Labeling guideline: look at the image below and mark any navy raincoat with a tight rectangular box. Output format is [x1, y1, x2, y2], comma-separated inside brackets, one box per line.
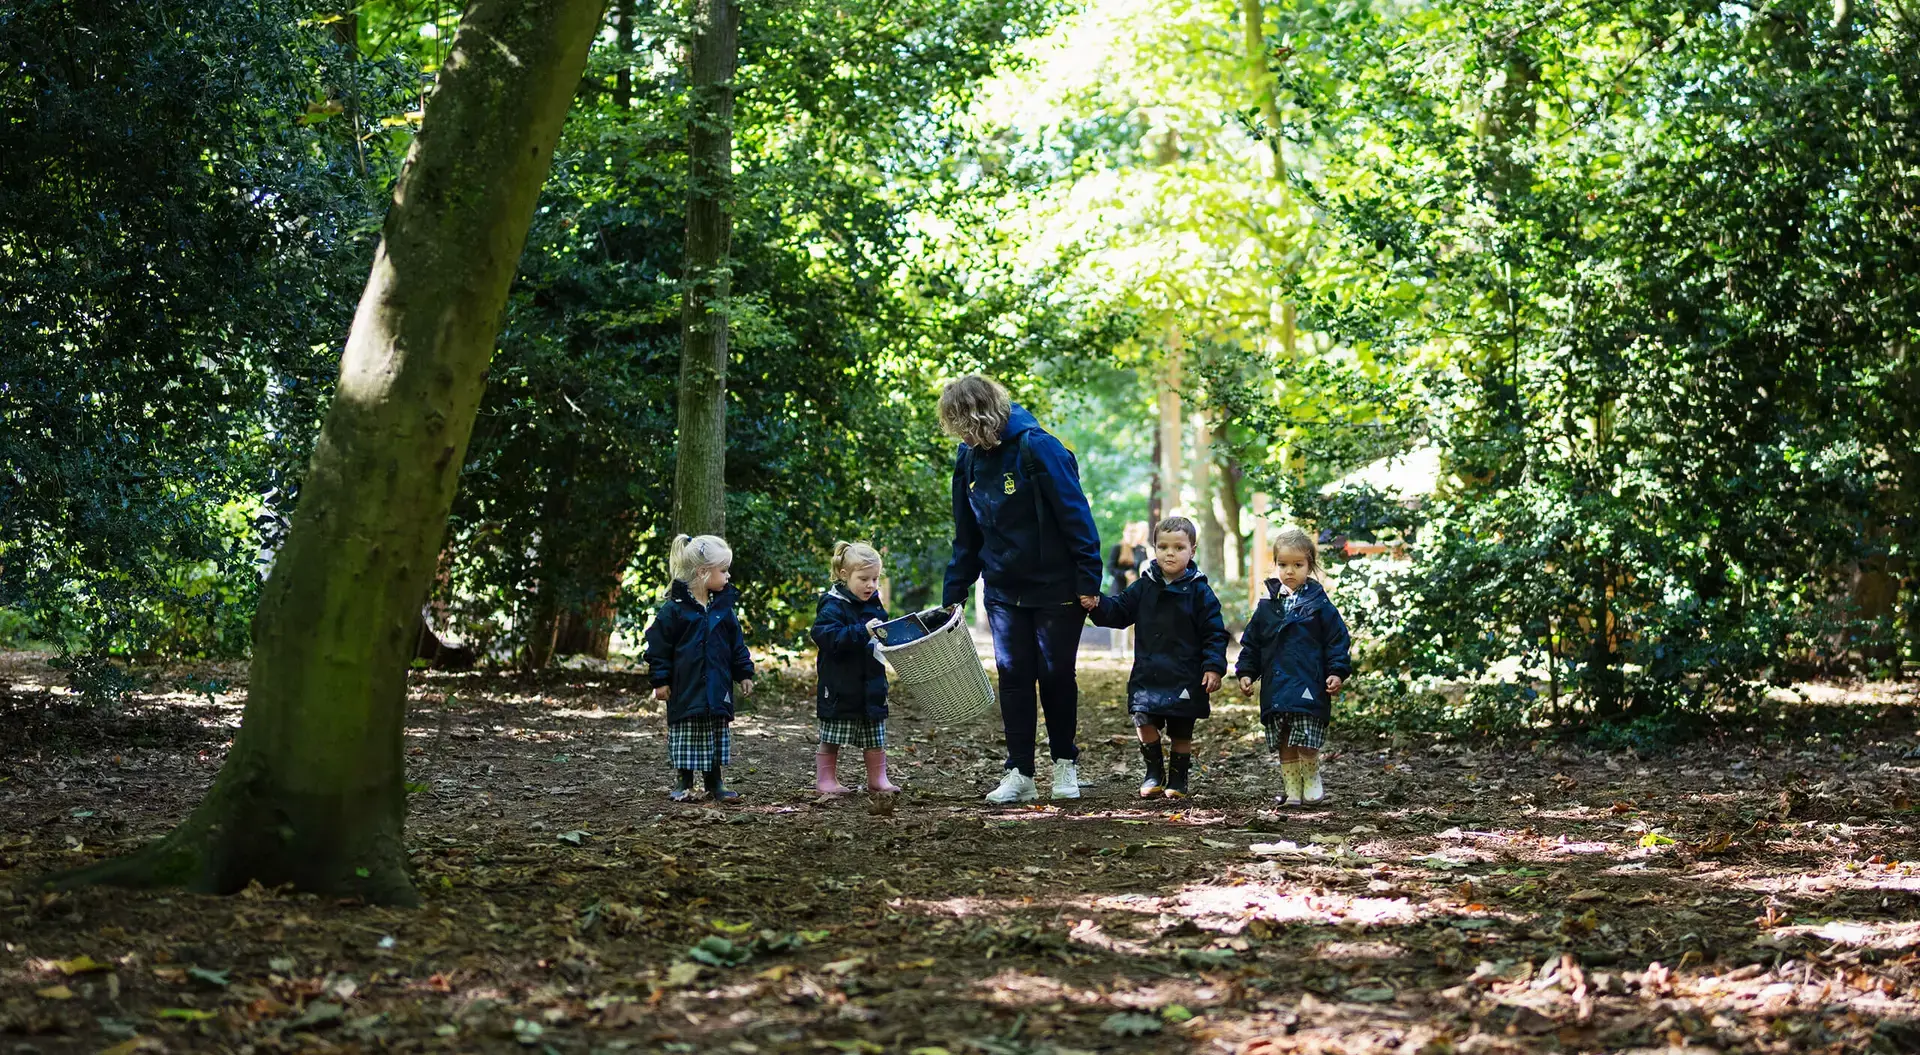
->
[1088, 561, 1229, 720]
[810, 585, 890, 723]
[941, 405, 1104, 608]
[1234, 578, 1352, 723]
[644, 581, 755, 723]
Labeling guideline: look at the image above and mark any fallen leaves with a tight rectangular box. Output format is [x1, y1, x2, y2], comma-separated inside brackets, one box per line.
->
[53, 955, 110, 975]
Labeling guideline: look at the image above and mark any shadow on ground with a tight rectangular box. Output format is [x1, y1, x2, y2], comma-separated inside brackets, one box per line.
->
[5, 653, 1920, 1053]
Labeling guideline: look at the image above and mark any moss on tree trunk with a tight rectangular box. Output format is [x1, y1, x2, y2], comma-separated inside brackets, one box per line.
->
[46, 0, 605, 906]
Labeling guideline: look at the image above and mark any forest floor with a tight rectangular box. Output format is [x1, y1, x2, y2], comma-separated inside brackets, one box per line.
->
[5, 651, 1920, 1055]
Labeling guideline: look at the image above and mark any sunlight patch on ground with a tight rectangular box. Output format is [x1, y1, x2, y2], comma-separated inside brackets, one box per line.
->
[1764, 920, 1920, 950]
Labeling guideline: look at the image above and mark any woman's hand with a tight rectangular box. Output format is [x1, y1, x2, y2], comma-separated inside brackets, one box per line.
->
[653, 685, 669, 701]
[1238, 676, 1255, 697]
[1078, 594, 1100, 611]
[1325, 675, 1344, 694]
[737, 679, 755, 698]
[1201, 671, 1222, 693]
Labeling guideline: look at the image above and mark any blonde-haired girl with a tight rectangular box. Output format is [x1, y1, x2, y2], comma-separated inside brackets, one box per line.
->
[808, 541, 900, 795]
[645, 534, 755, 802]
[1235, 526, 1351, 806]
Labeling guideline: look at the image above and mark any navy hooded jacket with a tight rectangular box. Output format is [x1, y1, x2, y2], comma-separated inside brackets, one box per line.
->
[1234, 577, 1353, 723]
[941, 404, 1104, 608]
[811, 585, 889, 723]
[644, 581, 755, 724]
[1088, 561, 1230, 720]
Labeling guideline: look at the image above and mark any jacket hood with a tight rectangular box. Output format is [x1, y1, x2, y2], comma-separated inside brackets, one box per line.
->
[996, 403, 1043, 446]
[671, 580, 738, 610]
[827, 584, 878, 605]
[1146, 561, 1205, 588]
[1264, 577, 1326, 603]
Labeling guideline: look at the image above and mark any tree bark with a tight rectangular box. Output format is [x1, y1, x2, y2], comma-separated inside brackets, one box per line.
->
[1216, 411, 1245, 582]
[1239, 0, 1285, 180]
[45, 0, 603, 906]
[1156, 326, 1185, 539]
[672, 0, 740, 537]
[613, 0, 635, 110]
[1194, 409, 1227, 580]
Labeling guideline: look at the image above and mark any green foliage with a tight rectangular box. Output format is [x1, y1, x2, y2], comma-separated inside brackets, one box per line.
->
[441, 0, 1076, 654]
[1275, 0, 1920, 716]
[0, 0, 412, 682]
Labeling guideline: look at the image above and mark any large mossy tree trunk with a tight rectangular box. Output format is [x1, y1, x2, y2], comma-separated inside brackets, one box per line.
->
[672, 0, 740, 537]
[48, 0, 604, 906]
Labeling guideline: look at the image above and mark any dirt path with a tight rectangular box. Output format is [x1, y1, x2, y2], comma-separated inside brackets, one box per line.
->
[5, 655, 1920, 1053]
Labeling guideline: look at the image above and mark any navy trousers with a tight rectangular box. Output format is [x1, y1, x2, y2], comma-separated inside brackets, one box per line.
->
[988, 600, 1083, 776]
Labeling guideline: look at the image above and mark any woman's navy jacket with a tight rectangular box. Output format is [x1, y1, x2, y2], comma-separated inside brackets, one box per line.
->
[941, 404, 1104, 608]
[1234, 578, 1353, 723]
[811, 585, 889, 723]
[1089, 562, 1229, 720]
[644, 581, 755, 723]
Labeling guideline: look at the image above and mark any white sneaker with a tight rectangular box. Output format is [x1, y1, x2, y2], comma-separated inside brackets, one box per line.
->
[1051, 759, 1081, 800]
[985, 770, 1038, 804]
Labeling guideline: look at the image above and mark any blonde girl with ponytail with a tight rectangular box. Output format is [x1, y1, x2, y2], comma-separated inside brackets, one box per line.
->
[644, 534, 755, 802]
[808, 541, 900, 795]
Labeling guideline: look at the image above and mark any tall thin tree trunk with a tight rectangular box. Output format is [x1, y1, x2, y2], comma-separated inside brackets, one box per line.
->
[672, 0, 740, 537]
[1239, 0, 1285, 180]
[1194, 409, 1227, 579]
[1156, 325, 1184, 537]
[613, 0, 635, 110]
[47, 0, 603, 906]
[1217, 411, 1245, 581]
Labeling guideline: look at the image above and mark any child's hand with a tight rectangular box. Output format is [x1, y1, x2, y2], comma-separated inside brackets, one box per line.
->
[1238, 676, 1254, 697]
[865, 618, 882, 637]
[738, 679, 754, 698]
[1078, 594, 1100, 611]
[653, 685, 669, 701]
[1326, 675, 1344, 694]
[1201, 671, 1222, 694]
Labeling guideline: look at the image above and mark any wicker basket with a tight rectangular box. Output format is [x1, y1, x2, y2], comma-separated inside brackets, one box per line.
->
[874, 605, 996, 724]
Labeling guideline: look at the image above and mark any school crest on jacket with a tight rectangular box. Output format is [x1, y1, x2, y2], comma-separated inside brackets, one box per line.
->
[1234, 578, 1352, 723]
[1088, 562, 1230, 719]
[644, 581, 756, 723]
[811, 585, 889, 722]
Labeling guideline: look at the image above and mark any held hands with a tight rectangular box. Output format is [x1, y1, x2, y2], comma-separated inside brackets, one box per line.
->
[653, 685, 670, 701]
[1326, 675, 1345, 694]
[1238, 676, 1255, 697]
[1078, 595, 1100, 612]
[1201, 671, 1222, 694]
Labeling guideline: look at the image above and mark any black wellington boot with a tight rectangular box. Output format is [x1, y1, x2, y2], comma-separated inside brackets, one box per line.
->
[1138, 741, 1166, 798]
[705, 767, 740, 803]
[670, 769, 696, 802]
[1164, 752, 1192, 799]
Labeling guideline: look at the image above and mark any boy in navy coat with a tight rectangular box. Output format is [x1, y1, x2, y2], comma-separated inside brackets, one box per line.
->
[1082, 517, 1229, 798]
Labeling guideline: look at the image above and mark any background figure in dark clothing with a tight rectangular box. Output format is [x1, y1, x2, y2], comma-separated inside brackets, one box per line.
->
[1106, 520, 1149, 658]
[1107, 520, 1149, 596]
[939, 375, 1104, 804]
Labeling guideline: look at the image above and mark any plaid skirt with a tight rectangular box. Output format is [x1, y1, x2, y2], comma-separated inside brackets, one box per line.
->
[819, 716, 886, 750]
[1264, 713, 1329, 751]
[668, 717, 732, 770]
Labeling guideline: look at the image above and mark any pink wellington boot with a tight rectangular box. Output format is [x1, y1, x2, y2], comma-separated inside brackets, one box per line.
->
[864, 749, 902, 794]
[815, 747, 850, 796]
